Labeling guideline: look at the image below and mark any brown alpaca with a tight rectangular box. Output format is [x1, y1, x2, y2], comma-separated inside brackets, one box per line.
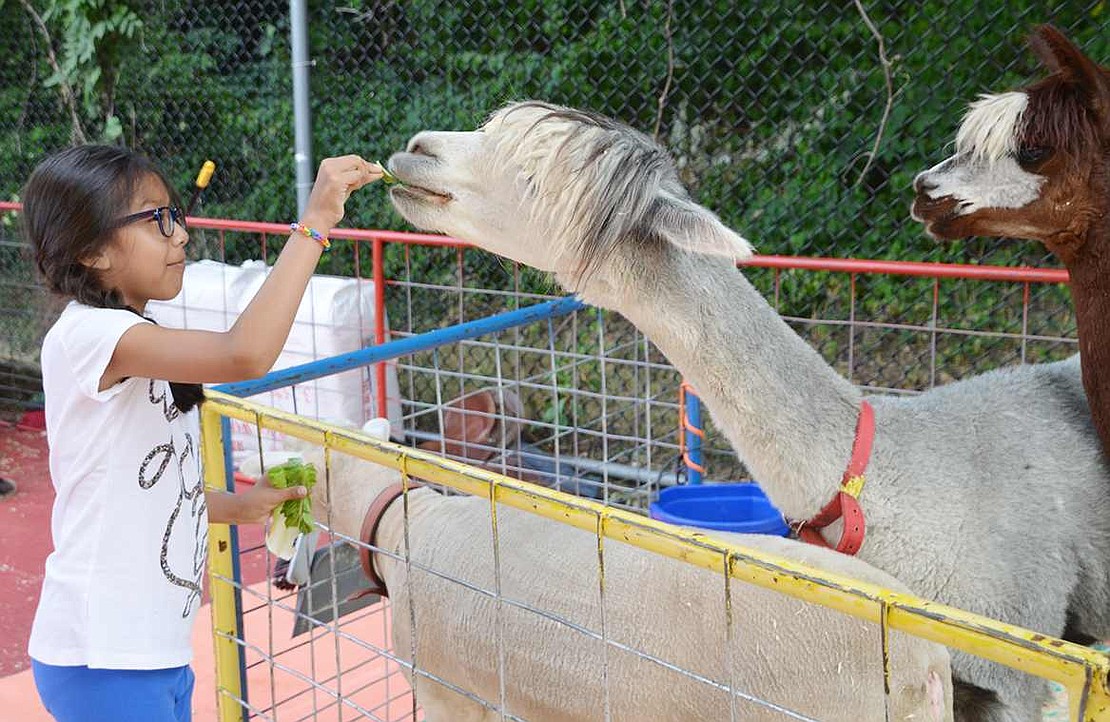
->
[912, 24, 1110, 461]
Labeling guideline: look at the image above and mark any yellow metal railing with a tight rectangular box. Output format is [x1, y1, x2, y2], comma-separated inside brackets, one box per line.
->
[200, 390, 1110, 721]
[200, 404, 246, 722]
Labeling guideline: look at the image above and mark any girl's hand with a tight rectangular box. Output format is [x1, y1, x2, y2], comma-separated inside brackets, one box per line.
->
[206, 478, 307, 525]
[299, 155, 382, 231]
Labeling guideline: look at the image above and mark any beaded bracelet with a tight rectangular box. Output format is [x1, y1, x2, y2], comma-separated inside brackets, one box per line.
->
[289, 222, 330, 251]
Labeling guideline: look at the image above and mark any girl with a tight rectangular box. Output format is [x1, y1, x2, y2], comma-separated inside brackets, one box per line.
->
[22, 144, 381, 722]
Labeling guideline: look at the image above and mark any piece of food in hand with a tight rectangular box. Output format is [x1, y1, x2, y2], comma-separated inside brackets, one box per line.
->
[375, 160, 400, 185]
[264, 458, 318, 560]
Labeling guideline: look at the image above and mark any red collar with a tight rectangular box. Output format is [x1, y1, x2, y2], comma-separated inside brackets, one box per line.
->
[355, 481, 423, 599]
[794, 400, 875, 556]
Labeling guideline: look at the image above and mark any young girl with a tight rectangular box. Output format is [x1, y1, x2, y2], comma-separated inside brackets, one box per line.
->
[22, 144, 381, 722]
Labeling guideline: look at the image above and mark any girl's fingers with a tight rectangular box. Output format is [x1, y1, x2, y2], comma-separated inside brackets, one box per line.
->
[282, 485, 308, 501]
[330, 155, 374, 176]
[338, 166, 381, 193]
[320, 157, 379, 182]
[326, 154, 365, 170]
[303, 156, 382, 225]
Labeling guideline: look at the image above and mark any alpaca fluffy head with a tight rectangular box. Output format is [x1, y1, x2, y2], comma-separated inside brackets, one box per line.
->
[911, 25, 1110, 261]
[386, 100, 752, 287]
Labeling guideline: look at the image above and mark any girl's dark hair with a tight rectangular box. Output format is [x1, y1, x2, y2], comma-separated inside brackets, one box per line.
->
[23, 144, 203, 413]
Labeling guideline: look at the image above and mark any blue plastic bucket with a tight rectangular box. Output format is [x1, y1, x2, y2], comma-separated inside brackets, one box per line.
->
[649, 483, 789, 536]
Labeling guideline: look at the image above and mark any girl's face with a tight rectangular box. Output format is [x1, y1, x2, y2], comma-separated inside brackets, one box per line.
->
[92, 173, 189, 311]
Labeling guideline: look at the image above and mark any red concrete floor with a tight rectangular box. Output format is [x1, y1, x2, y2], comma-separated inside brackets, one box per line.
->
[0, 418, 52, 678]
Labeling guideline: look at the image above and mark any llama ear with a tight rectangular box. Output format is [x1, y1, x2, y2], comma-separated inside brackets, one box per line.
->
[653, 192, 754, 260]
[1029, 25, 1110, 120]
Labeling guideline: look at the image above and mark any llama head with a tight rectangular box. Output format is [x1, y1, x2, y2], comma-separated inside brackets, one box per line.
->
[911, 25, 1110, 263]
[386, 101, 751, 289]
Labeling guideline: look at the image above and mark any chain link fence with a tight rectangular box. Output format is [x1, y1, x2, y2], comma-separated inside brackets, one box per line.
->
[1, 1, 1105, 414]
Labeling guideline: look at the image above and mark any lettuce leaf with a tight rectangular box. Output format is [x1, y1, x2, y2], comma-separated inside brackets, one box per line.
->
[264, 458, 318, 560]
[266, 512, 301, 560]
[375, 160, 400, 185]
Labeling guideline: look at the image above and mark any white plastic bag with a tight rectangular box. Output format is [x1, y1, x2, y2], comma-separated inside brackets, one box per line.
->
[148, 260, 402, 465]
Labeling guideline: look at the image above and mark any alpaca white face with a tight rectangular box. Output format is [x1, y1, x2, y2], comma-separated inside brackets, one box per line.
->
[387, 132, 561, 271]
[911, 92, 1049, 240]
[388, 101, 752, 283]
[386, 108, 583, 273]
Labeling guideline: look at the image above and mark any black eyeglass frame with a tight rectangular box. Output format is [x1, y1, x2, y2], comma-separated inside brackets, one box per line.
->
[115, 205, 187, 238]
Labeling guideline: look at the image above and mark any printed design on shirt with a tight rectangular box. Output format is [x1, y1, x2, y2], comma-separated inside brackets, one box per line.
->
[138, 382, 207, 618]
[139, 442, 175, 489]
[149, 379, 180, 423]
[176, 430, 208, 615]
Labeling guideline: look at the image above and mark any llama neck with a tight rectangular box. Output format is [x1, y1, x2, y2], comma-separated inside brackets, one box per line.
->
[321, 461, 430, 543]
[1066, 234, 1110, 459]
[322, 473, 440, 590]
[374, 488, 441, 586]
[565, 245, 863, 519]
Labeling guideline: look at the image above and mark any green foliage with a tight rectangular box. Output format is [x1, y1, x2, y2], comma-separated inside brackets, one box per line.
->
[41, 0, 143, 138]
[266, 458, 318, 534]
[0, 1, 1104, 387]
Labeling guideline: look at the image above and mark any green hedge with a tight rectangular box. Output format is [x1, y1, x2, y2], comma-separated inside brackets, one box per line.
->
[1, 1, 1103, 379]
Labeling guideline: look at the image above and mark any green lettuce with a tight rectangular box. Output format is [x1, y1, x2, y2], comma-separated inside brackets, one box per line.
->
[375, 160, 400, 185]
[264, 458, 318, 559]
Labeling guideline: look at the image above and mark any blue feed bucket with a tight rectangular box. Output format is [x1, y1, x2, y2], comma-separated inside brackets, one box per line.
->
[649, 483, 789, 536]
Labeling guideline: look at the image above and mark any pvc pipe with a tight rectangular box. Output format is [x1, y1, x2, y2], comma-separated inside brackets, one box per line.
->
[214, 296, 586, 398]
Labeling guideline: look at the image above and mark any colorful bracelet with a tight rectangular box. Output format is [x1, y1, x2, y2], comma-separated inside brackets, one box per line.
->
[289, 222, 330, 250]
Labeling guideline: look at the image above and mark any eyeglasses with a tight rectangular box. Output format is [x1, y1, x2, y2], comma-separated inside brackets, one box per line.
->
[116, 205, 187, 238]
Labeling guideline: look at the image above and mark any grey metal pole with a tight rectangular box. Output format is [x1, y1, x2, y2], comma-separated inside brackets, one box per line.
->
[290, 0, 313, 217]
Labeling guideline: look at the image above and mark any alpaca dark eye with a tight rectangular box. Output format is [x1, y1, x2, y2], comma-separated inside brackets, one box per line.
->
[1015, 146, 1050, 167]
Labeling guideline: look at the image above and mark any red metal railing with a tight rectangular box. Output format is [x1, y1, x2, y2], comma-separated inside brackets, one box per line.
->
[0, 202, 1070, 282]
[0, 201, 1072, 419]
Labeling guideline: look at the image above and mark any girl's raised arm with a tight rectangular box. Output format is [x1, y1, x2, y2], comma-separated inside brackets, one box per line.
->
[103, 156, 381, 389]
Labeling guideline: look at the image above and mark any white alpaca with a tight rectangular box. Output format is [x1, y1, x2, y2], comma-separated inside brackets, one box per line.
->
[385, 101, 1110, 722]
[246, 423, 952, 722]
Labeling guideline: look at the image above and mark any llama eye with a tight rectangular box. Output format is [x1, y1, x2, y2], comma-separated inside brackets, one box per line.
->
[1015, 146, 1049, 167]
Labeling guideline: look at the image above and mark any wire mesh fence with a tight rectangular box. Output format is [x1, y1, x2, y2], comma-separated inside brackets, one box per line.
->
[1, 2, 1106, 412]
[82, 223, 1072, 508]
[378, 238, 1079, 499]
[0, 209, 53, 413]
[201, 393, 1110, 722]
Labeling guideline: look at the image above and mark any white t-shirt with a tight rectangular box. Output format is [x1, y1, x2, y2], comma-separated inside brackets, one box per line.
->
[29, 302, 209, 669]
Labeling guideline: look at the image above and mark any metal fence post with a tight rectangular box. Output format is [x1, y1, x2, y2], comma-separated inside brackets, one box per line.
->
[200, 405, 248, 722]
[290, 0, 313, 217]
[680, 381, 705, 484]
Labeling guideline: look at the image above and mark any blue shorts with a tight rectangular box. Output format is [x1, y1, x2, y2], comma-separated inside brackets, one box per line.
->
[32, 659, 194, 722]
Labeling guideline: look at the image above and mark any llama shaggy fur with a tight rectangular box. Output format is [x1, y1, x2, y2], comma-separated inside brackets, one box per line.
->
[385, 100, 1110, 721]
[245, 429, 952, 722]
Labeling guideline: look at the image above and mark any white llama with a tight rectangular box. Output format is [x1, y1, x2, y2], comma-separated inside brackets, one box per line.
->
[245, 422, 952, 722]
[384, 101, 1110, 722]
